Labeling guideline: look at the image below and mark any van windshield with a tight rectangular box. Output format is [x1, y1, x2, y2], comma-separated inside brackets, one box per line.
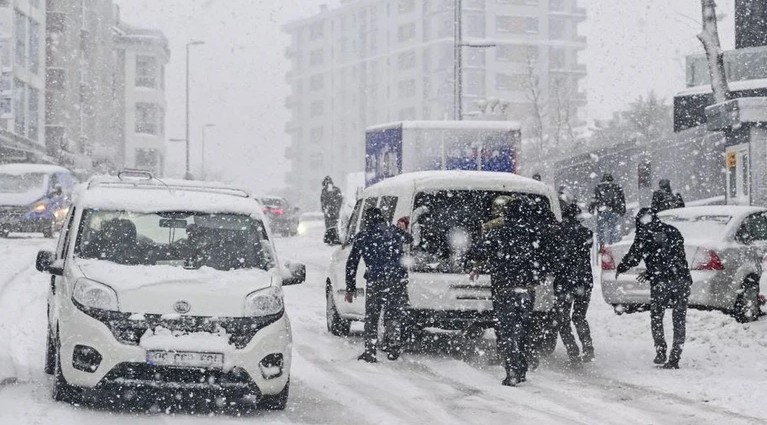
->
[75, 210, 275, 271]
[411, 190, 551, 274]
[0, 173, 46, 194]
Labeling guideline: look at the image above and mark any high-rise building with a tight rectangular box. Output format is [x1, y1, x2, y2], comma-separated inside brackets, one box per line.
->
[46, 0, 119, 169]
[0, 0, 46, 162]
[114, 17, 170, 177]
[283, 0, 587, 208]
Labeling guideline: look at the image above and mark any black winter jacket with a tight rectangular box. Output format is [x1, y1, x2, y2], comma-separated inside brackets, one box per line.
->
[321, 185, 343, 220]
[651, 189, 685, 213]
[553, 217, 593, 292]
[345, 223, 413, 292]
[592, 182, 626, 215]
[616, 220, 692, 286]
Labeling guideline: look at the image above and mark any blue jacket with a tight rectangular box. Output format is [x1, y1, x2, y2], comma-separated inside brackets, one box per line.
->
[345, 223, 413, 292]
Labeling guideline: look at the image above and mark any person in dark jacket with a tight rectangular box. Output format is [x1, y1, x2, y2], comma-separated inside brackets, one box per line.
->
[651, 179, 685, 213]
[589, 173, 626, 247]
[616, 208, 692, 369]
[553, 203, 595, 365]
[346, 207, 413, 363]
[472, 198, 553, 386]
[321, 176, 344, 245]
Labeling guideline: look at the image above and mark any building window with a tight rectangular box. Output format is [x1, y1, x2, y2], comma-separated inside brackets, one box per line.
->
[398, 50, 416, 70]
[464, 70, 485, 96]
[397, 23, 416, 43]
[309, 74, 324, 91]
[496, 73, 528, 91]
[136, 55, 158, 88]
[135, 148, 159, 169]
[550, 17, 568, 40]
[496, 16, 538, 34]
[27, 86, 38, 140]
[135, 103, 159, 134]
[549, 47, 567, 69]
[465, 13, 486, 38]
[398, 0, 415, 14]
[465, 49, 485, 67]
[13, 79, 25, 135]
[310, 100, 324, 117]
[398, 79, 416, 98]
[47, 68, 65, 91]
[496, 44, 538, 63]
[310, 126, 324, 141]
[28, 18, 40, 74]
[14, 10, 26, 68]
[309, 22, 324, 39]
[550, 0, 566, 11]
[309, 48, 324, 66]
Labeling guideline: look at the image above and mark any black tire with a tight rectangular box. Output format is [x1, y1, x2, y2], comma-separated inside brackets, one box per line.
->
[257, 379, 289, 410]
[52, 333, 80, 403]
[326, 286, 351, 336]
[44, 328, 55, 375]
[0, 226, 9, 238]
[733, 275, 760, 323]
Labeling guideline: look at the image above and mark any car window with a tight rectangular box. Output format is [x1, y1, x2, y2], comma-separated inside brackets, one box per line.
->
[737, 213, 767, 242]
[345, 199, 363, 241]
[74, 209, 274, 270]
[379, 196, 398, 223]
[56, 207, 77, 259]
[659, 214, 732, 240]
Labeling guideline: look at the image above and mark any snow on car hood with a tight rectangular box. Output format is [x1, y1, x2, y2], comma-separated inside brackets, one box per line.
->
[0, 190, 44, 207]
[76, 259, 275, 316]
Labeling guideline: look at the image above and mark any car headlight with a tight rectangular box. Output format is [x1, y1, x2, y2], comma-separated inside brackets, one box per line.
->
[297, 222, 307, 235]
[31, 202, 47, 213]
[73, 278, 119, 311]
[243, 286, 284, 317]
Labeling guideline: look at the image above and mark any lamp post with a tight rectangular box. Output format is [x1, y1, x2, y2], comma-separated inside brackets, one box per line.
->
[185, 40, 205, 180]
[453, 0, 495, 120]
[201, 123, 215, 180]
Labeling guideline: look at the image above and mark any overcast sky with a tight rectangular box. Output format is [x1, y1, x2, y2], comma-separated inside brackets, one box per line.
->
[113, 0, 737, 194]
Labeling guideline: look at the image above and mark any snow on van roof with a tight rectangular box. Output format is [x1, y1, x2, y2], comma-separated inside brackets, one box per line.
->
[367, 171, 555, 197]
[658, 205, 766, 220]
[74, 177, 262, 216]
[366, 120, 522, 132]
[0, 163, 71, 175]
[676, 78, 767, 96]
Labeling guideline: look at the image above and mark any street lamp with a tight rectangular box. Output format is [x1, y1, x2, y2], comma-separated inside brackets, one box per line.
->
[185, 40, 205, 180]
[453, 0, 495, 120]
[201, 123, 215, 180]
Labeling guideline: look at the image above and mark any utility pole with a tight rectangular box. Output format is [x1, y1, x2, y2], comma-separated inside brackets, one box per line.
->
[453, 0, 463, 120]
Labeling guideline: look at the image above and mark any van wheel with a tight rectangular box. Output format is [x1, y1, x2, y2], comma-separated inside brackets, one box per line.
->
[0, 225, 9, 238]
[732, 275, 760, 323]
[52, 333, 80, 403]
[257, 378, 289, 410]
[326, 286, 350, 336]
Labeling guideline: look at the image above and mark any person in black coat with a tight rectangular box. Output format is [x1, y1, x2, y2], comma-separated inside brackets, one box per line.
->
[346, 207, 413, 362]
[651, 179, 685, 213]
[615, 208, 692, 369]
[589, 173, 626, 247]
[321, 176, 344, 244]
[471, 198, 554, 386]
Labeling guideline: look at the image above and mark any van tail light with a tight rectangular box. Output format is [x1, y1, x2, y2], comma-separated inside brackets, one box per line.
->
[691, 248, 724, 271]
[600, 247, 615, 270]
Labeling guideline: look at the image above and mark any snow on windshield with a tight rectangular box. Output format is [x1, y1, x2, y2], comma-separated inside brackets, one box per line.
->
[0, 173, 46, 194]
[660, 214, 732, 240]
[75, 210, 274, 270]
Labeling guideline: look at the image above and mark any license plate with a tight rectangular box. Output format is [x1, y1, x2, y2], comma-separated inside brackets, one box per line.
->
[146, 351, 224, 368]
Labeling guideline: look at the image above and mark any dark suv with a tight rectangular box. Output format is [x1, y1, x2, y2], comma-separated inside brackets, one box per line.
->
[260, 197, 298, 237]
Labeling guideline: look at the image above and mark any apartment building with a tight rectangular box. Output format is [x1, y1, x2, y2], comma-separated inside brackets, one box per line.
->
[283, 0, 587, 208]
[0, 0, 46, 162]
[114, 19, 169, 177]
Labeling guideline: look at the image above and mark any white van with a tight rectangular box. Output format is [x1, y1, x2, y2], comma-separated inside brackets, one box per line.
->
[325, 171, 561, 344]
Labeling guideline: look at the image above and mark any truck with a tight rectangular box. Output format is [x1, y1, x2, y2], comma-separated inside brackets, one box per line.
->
[365, 120, 522, 187]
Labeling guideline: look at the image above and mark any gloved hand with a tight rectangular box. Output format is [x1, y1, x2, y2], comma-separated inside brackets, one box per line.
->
[344, 291, 355, 303]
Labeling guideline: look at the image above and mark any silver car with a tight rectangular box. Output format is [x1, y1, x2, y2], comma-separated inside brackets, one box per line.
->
[601, 206, 765, 322]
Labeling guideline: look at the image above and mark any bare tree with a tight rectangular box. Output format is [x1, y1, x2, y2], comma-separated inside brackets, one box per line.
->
[697, 0, 730, 103]
[524, 51, 547, 167]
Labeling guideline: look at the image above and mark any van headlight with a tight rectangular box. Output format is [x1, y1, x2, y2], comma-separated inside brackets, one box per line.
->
[243, 286, 284, 317]
[31, 201, 48, 213]
[73, 278, 119, 311]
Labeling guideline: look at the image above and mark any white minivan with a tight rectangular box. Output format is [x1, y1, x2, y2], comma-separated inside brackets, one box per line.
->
[326, 171, 561, 347]
[36, 172, 304, 410]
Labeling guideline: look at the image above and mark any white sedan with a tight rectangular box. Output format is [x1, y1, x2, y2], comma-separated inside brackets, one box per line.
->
[601, 206, 766, 322]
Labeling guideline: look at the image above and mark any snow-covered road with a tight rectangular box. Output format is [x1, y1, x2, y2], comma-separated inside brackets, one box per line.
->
[0, 234, 765, 424]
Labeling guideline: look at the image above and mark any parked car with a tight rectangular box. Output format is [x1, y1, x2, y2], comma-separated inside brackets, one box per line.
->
[260, 196, 299, 237]
[0, 164, 77, 238]
[297, 212, 325, 237]
[325, 170, 562, 353]
[36, 171, 305, 409]
[601, 206, 765, 322]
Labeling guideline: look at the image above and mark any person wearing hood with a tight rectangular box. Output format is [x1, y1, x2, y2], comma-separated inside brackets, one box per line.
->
[615, 208, 692, 369]
[345, 207, 413, 363]
[651, 179, 685, 213]
[553, 202, 595, 365]
[321, 176, 344, 244]
[589, 173, 626, 247]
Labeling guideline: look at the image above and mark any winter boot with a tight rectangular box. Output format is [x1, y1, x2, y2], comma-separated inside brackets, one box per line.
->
[581, 348, 595, 363]
[357, 352, 377, 363]
[653, 351, 667, 365]
[502, 370, 520, 387]
[567, 356, 582, 370]
[387, 346, 401, 361]
[661, 361, 679, 369]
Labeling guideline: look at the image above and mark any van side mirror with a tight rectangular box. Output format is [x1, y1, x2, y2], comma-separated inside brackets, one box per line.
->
[36, 250, 63, 275]
[283, 262, 306, 286]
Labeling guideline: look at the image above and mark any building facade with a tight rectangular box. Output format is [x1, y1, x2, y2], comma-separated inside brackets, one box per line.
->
[283, 0, 587, 208]
[0, 0, 46, 162]
[114, 20, 169, 177]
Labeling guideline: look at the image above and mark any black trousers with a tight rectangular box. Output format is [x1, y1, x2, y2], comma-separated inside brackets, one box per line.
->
[650, 281, 690, 362]
[323, 215, 340, 244]
[492, 288, 534, 377]
[363, 281, 408, 356]
[557, 286, 594, 359]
